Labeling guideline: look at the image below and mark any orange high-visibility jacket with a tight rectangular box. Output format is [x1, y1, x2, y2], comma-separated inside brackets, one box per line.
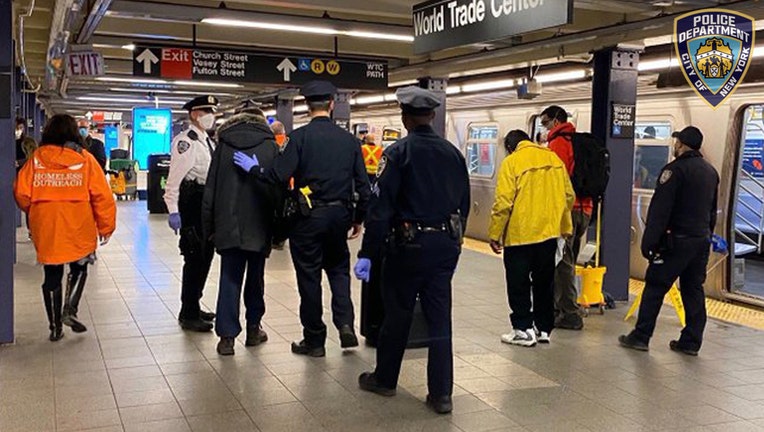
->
[14, 144, 117, 265]
[361, 144, 383, 175]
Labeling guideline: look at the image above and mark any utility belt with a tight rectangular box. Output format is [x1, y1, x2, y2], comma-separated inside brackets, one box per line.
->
[180, 179, 205, 192]
[312, 199, 347, 208]
[392, 215, 463, 246]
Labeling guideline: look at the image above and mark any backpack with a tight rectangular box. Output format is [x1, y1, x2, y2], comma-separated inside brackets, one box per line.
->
[563, 132, 610, 200]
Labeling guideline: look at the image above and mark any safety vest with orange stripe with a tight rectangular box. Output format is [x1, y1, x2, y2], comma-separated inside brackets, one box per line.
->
[361, 144, 383, 175]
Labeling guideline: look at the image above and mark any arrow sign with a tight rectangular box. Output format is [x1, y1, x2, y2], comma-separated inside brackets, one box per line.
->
[276, 58, 297, 82]
[136, 49, 159, 74]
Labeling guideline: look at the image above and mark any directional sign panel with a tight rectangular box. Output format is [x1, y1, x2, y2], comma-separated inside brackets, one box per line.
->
[133, 46, 388, 90]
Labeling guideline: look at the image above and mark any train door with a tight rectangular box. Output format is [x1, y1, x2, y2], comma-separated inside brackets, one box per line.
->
[629, 122, 674, 280]
[730, 105, 764, 299]
[463, 123, 500, 239]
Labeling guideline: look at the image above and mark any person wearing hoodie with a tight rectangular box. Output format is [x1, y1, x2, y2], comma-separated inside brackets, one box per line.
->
[202, 107, 283, 356]
[15, 117, 37, 172]
[541, 105, 592, 330]
[14, 114, 116, 341]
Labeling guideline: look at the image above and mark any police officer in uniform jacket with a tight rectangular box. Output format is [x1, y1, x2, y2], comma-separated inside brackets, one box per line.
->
[164, 95, 219, 332]
[233, 81, 370, 357]
[620, 126, 719, 356]
[354, 86, 470, 415]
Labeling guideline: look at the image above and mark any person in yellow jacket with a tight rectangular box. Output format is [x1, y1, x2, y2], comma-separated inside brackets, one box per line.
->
[488, 130, 574, 347]
[361, 134, 382, 184]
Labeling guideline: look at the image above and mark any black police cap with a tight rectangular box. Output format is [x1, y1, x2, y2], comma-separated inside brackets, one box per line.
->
[301, 80, 336, 102]
[182, 95, 219, 112]
[672, 126, 703, 150]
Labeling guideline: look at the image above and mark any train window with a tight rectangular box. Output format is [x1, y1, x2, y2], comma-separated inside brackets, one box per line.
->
[466, 124, 499, 177]
[742, 105, 764, 178]
[634, 122, 672, 190]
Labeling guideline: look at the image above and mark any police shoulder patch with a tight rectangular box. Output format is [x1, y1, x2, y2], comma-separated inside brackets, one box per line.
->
[376, 155, 388, 178]
[177, 140, 191, 154]
[659, 169, 672, 184]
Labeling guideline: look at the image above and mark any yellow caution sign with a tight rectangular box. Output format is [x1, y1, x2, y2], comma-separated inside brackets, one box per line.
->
[327, 60, 341, 76]
[625, 283, 686, 327]
[311, 59, 325, 74]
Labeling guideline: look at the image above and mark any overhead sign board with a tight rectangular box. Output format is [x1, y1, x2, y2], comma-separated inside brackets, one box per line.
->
[412, 0, 573, 54]
[65, 50, 105, 77]
[133, 46, 388, 90]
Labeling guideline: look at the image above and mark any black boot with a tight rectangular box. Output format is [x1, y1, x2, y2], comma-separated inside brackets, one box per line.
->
[63, 272, 87, 333]
[43, 285, 63, 342]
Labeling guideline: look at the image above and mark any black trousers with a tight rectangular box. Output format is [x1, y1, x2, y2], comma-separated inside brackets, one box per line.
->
[504, 239, 557, 333]
[289, 206, 354, 347]
[360, 248, 384, 345]
[375, 232, 461, 398]
[215, 249, 266, 338]
[633, 237, 710, 350]
[178, 182, 214, 320]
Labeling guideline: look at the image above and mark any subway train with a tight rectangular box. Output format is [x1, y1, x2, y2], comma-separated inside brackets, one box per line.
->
[347, 78, 764, 308]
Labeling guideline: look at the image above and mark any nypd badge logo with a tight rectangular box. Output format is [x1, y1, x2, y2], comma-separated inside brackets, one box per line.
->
[376, 155, 387, 178]
[674, 9, 755, 109]
[659, 169, 672, 185]
[177, 140, 190, 154]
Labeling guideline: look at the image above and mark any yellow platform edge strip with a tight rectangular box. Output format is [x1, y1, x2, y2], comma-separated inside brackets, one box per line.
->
[463, 238, 764, 331]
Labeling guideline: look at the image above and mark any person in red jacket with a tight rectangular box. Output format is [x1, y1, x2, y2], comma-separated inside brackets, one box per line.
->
[14, 115, 117, 341]
[540, 105, 592, 330]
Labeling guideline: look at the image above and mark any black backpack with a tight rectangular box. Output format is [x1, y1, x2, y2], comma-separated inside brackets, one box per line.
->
[562, 132, 610, 200]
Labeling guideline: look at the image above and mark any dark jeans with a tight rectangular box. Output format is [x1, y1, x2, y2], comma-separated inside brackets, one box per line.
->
[178, 182, 214, 320]
[504, 239, 557, 333]
[215, 249, 266, 338]
[375, 232, 461, 398]
[632, 237, 710, 350]
[554, 210, 590, 319]
[289, 206, 354, 347]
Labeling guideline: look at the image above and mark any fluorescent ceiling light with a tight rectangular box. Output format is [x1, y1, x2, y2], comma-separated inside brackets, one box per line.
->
[263, 110, 277, 117]
[345, 31, 413, 42]
[383, 93, 398, 102]
[461, 79, 515, 93]
[174, 80, 242, 88]
[389, 79, 417, 87]
[202, 18, 413, 42]
[122, 44, 136, 51]
[294, 105, 309, 113]
[535, 70, 587, 83]
[446, 86, 461, 95]
[639, 58, 678, 72]
[203, 18, 336, 35]
[77, 96, 183, 105]
[96, 76, 168, 84]
[355, 95, 386, 105]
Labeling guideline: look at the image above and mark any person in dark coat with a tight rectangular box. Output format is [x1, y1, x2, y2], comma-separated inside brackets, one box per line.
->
[77, 119, 107, 172]
[202, 108, 282, 356]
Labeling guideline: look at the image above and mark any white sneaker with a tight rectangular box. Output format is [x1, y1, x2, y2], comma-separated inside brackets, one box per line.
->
[537, 331, 550, 344]
[501, 329, 537, 347]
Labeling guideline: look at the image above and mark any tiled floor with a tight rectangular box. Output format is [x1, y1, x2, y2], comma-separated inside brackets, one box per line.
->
[5, 201, 764, 431]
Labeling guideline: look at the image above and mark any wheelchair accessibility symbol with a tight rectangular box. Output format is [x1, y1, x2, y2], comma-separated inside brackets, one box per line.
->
[298, 58, 311, 72]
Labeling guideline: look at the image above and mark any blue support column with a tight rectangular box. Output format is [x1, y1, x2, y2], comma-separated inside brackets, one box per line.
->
[590, 47, 640, 302]
[417, 77, 447, 138]
[332, 91, 351, 131]
[0, 0, 16, 344]
[276, 92, 294, 134]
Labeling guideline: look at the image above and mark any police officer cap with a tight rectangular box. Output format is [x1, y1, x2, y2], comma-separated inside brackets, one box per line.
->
[301, 80, 336, 102]
[183, 95, 219, 112]
[396, 86, 441, 115]
[672, 126, 703, 150]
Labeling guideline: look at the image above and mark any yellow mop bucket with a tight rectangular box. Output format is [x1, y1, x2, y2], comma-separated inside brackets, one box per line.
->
[575, 202, 607, 315]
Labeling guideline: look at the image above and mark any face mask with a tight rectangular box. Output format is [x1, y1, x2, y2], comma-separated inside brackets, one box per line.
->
[79, 128, 89, 137]
[538, 130, 548, 143]
[199, 113, 216, 131]
[15, 129, 23, 139]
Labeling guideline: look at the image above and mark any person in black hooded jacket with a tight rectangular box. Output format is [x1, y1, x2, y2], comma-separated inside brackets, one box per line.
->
[202, 108, 283, 356]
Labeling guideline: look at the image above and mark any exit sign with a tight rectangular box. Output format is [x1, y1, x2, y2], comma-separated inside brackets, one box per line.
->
[65, 50, 105, 77]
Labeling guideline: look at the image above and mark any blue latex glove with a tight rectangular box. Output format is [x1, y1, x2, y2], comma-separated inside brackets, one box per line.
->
[711, 234, 728, 254]
[168, 212, 181, 234]
[354, 258, 371, 282]
[233, 151, 259, 173]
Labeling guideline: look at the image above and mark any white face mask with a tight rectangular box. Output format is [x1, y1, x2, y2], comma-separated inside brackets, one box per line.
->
[15, 129, 23, 139]
[198, 113, 216, 131]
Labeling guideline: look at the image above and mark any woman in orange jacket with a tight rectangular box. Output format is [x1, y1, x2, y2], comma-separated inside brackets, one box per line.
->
[14, 115, 117, 341]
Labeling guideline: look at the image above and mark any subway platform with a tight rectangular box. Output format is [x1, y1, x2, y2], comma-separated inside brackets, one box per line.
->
[4, 201, 764, 432]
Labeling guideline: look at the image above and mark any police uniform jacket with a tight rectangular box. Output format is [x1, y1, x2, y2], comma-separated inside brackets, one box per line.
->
[641, 150, 719, 259]
[358, 124, 471, 259]
[202, 113, 281, 253]
[262, 116, 370, 223]
[164, 124, 215, 214]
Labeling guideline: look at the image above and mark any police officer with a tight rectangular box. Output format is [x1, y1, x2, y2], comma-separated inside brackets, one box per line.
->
[354, 86, 470, 414]
[233, 81, 370, 357]
[164, 95, 219, 332]
[619, 126, 719, 356]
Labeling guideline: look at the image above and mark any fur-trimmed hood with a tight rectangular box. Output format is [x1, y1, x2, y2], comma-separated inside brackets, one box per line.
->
[217, 112, 275, 150]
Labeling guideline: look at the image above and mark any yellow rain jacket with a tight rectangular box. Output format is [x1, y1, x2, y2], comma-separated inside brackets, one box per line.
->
[489, 140, 575, 246]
